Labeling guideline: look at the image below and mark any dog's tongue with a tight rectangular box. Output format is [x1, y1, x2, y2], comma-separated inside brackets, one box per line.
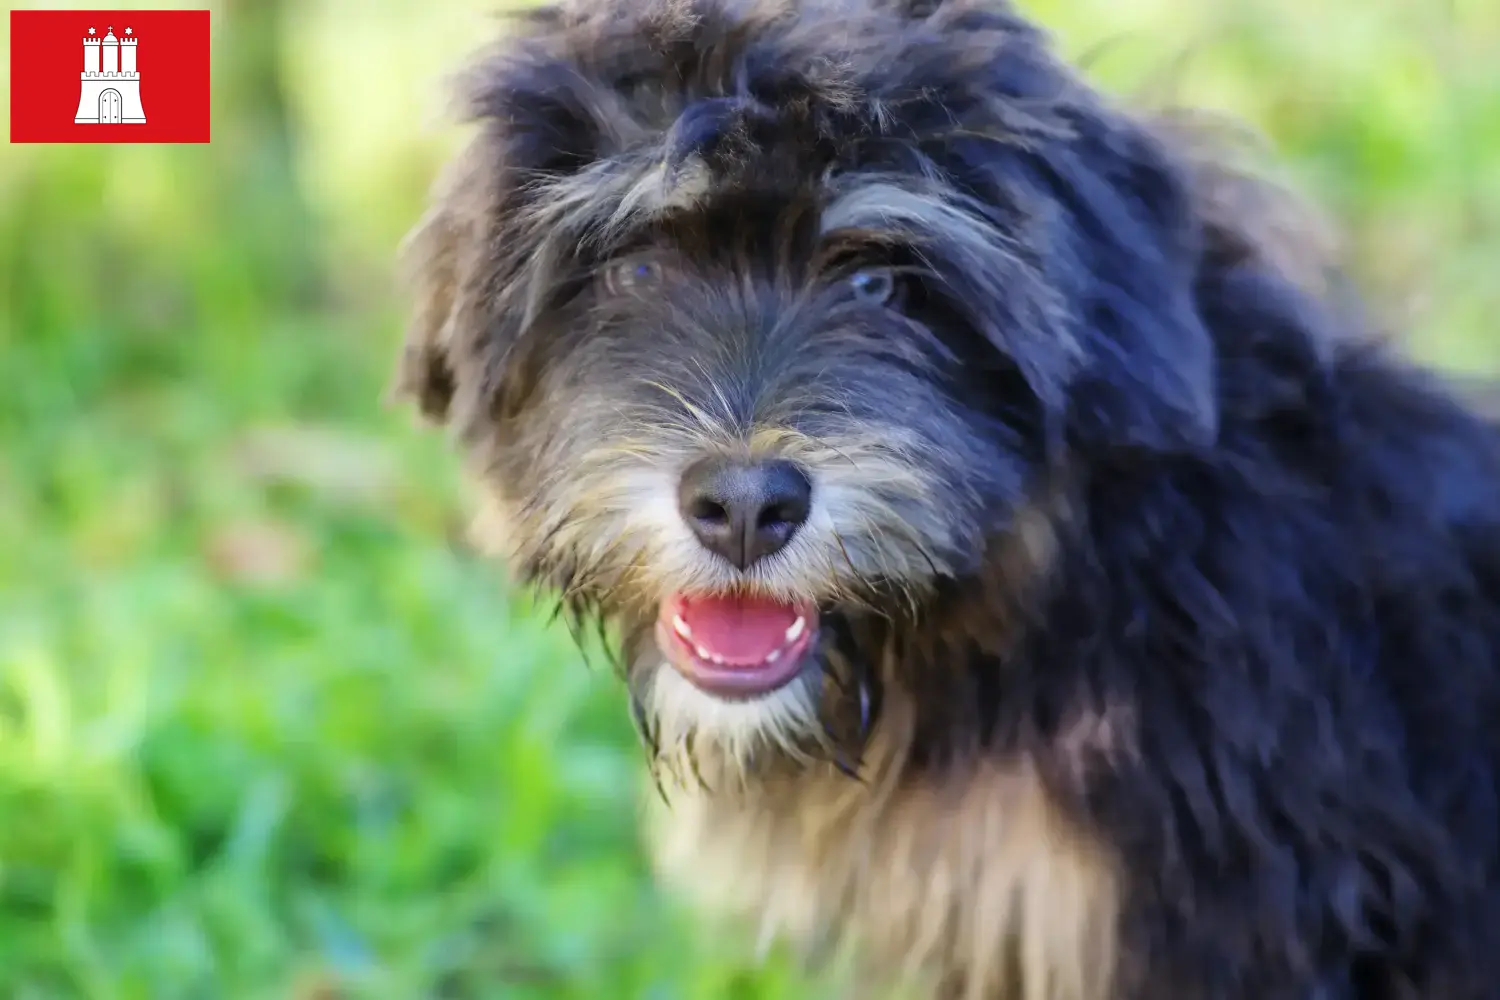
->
[675, 593, 801, 665]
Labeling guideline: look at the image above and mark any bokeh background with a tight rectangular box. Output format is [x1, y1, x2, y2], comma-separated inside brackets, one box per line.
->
[2, 0, 1497, 996]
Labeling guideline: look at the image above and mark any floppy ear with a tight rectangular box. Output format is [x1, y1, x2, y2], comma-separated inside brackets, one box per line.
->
[390, 141, 487, 424]
[390, 9, 652, 431]
[390, 44, 616, 428]
[1027, 114, 1223, 454]
[1039, 110, 1343, 456]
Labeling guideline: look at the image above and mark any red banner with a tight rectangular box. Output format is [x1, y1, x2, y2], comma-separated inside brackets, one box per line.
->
[9, 9, 211, 144]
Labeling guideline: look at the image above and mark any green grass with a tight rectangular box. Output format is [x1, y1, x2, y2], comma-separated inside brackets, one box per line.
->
[1, 0, 1496, 996]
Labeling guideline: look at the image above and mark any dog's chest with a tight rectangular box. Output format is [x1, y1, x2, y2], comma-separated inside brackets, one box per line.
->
[647, 762, 1121, 1000]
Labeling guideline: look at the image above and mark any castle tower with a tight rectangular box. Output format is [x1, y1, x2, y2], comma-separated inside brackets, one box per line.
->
[121, 30, 138, 74]
[101, 26, 118, 73]
[83, 28, 100, 73]
[74, 25, 146, 124]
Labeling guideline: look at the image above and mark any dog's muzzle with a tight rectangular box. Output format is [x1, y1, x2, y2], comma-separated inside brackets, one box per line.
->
[659, 454, 821, 697]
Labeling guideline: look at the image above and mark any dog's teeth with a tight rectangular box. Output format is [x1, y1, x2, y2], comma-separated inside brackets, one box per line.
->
[695, 644, 714, 661]
[765, 649, 781, 663]
[785, 617, 806, 643]
[673, 615, 692, 639]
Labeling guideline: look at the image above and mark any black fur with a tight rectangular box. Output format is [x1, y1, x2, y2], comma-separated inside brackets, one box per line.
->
[396, 0, 1500, 995]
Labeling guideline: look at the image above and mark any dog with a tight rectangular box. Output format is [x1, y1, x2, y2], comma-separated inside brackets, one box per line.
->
[392, 0, 1500, 996]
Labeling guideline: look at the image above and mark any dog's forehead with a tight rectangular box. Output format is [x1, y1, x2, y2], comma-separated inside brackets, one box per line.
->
[473, 0, 1058, 167]
[520, 0, 869, 92]
[531, 0, 877, 182]
[446, 0, 1086, 313]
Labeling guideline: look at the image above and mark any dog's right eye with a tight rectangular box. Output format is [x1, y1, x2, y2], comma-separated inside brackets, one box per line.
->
[602, 259, 662, 296]
[847, 266, 900, 307]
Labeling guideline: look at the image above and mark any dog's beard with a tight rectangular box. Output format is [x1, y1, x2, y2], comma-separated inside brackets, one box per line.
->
[637, 655, 830, 789]
[630, 612, 882, 792]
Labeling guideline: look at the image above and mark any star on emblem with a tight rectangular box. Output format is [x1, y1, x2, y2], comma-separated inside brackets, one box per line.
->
[125, 27, 133, 36]
[89, 27, 96, 36]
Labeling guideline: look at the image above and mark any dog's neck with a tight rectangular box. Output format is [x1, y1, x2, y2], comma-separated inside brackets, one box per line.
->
[645, 653, 1124, 1000]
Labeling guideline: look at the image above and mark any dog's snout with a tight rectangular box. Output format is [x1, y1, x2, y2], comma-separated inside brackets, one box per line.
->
[678, 457, 813, 570]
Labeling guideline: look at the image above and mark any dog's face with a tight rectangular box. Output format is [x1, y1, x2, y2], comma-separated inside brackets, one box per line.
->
[397, 0, 1225, 779]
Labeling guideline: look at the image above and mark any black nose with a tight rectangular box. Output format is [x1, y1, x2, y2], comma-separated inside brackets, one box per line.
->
[678, 457, 813, 570]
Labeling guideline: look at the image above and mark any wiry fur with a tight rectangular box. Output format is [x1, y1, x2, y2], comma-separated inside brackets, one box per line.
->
[394, 0, 1500, 997]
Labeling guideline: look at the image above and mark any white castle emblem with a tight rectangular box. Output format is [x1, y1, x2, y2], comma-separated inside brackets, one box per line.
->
[74, 26, 146, 124]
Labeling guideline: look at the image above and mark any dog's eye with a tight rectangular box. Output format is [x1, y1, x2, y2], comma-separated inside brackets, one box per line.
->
[848, 266, 898, 306]
[603, 259, 662, 296]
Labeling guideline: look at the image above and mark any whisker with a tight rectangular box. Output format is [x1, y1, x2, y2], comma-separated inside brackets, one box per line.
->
[831, 529, 859, 576]
[683, 730, 713, 794]
[631, 689, 661, 758]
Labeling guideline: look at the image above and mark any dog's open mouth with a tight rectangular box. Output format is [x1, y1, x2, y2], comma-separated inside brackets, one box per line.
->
[656, 592, 818, 698]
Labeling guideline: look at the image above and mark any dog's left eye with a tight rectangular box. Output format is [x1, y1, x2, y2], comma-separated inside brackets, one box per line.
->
[603, 259, 662, 295]
[848, 266, 898, 306]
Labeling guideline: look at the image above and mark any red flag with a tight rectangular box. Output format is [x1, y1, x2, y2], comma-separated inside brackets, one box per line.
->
[9, 9, 211, 144]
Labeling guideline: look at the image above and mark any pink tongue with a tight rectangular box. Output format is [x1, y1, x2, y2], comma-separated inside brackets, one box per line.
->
[677, 593, 800, 664]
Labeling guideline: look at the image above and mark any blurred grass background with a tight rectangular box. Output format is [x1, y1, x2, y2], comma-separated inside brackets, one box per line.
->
[1, 0, 1497, 996]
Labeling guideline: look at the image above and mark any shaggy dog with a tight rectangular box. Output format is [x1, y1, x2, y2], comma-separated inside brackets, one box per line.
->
[393, 0, 1500, 996]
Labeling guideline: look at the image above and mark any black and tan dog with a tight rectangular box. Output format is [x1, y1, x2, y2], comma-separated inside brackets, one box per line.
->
[393, 1, 1500, 996]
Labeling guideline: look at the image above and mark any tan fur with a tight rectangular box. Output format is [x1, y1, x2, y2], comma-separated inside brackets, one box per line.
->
[463, 416, 970, 622]
[648, 683, 1122, 1000]
[520, 152, 713, 254]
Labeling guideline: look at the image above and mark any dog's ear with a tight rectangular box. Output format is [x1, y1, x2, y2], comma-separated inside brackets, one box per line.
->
[1025, 114, 1223, 454]
[391, 142, 484, 424]
[1042, 111, 1342, 456]
[391, 15, 618, 428]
